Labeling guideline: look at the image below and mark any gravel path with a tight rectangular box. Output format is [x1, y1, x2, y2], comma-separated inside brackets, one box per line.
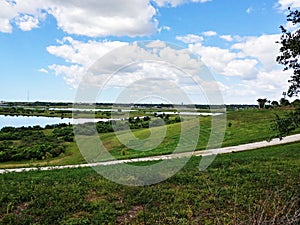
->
[1, 134, 300, 174]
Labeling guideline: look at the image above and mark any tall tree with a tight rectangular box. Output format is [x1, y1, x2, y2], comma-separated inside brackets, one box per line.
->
[257, 98, 268, 109]
[271, 7, 300, 139]
[277, 8, 300, 97]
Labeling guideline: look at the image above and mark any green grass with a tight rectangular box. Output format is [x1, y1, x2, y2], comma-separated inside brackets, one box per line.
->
[89, 109, 300, 160]
[1, 109, 300, 168]
[0, 142, 299, 224]
[223, 109, 277, 146]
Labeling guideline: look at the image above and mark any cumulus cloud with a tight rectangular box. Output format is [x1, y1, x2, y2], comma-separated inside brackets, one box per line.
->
[223, 69, 291, 104]
[188, 34, 282, 77]
[15, 14, 39, 31]
[47, 37, 127, 67]
[0, 0, 158, 37]
[175, 32, 291, 103]
[223, 59, 258, 80]
[0, 0, 217, 37]
[47, 0, 157, 37]
[153, 0, 211, 7]
[46, 37, 128, 87]
[231, 34, 281, 71]
[38, 68, 49, 74]
[0, 1, 14, 32]
[202, 30, 217, 37]
[46, 30, 289, 103]
[277, 0, 300, 10]
[189, 43, 239, 75]
[158, 25, 171, 33]
[0, 18, 12, 33]
[46, 40, 223, 104]
[48, 34, 290, 103]
[49, 64, 86, 88]
[176, 34, 204, 43]
[219, 35, 233, 42]
[0, 0, 46, 33]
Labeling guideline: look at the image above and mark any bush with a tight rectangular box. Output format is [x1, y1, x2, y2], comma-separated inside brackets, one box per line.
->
[0, 126, 67, 162]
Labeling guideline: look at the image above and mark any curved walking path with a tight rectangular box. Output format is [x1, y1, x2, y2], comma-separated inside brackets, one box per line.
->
[1, 134, 300, 174]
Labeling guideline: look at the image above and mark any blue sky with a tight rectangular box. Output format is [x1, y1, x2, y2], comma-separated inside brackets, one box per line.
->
[0, 0, 300, 104]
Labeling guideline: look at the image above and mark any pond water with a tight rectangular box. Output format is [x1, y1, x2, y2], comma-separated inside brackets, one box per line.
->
[0, 115, 115, 129]
[48, 108, 137, 112]
[0, 111, 223, 129]
[154, 112, 223, 116]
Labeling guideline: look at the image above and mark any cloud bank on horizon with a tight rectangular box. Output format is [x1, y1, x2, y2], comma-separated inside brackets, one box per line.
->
[0, 0, 300, 104]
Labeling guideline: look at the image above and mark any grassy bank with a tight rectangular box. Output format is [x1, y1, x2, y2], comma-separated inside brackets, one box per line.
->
[0, 142, 299, 224]
[1, 109, 299, 168]
[78, 109, 300, 160]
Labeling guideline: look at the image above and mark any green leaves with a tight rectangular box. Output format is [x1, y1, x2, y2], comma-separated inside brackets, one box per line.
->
[270, 108, 300, 140]
[0, 126, 68, 162]
[277, 8, 300, 97]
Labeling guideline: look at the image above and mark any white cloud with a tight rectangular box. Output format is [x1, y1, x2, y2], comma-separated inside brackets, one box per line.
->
[158, 25, 171, 33]
[285, 21, 296, 30]
[189, 43, 239, 75]
[0, 0, 46, 32]
[189, 43, 259, 80]
[46, 37, 128, 87]
[188, 34, 282, 77]
[15, 14, 39, 31]
[246, 7, 253, 14]
[0, 18, 12, 33]
[219, 35, 233, 42]
[223, 59, 258, 80]
[231, 34, 281, 71]
[284, 20, 300, 33]
[48, 35, 292, 104]
[176, 32, 291, 103]
[277, 0, 300, 10]
[49, 64, 86, 88]
[38, 68, 49, 74]
[154, 0, 211, 7]
[0, 0, 158, 37]
[176, 34, 204, 43]
[46, 40, 223, 104]
[48, 0, 157, 37]
[0, 0, 16, 32]
[202, 30, 217, 37]
[47, 37, 128, 67]
[224, 69, 291, 104]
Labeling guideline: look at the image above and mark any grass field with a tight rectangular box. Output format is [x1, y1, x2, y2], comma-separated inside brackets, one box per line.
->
[75, 109, 300, 161]
[0, 142, 299, 224]
[0, 108, 299, 169]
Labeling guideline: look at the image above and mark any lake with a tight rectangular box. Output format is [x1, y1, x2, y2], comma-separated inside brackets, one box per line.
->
[0, 111, 223, 129]
[0, 115, 115, 129]
[48, 108, 137, 112]
[153, 112, 223, 116]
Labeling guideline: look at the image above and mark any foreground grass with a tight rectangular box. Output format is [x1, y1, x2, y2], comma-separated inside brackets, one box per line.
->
[0, 142, 299, 224]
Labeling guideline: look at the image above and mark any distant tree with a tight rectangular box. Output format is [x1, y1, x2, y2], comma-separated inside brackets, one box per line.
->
[257, 98, 268, 109]
[292, 99, 300, 108]
[271, 100, 279, 107]
[279, 97, 290, 107]
[143, 116, 151, 122]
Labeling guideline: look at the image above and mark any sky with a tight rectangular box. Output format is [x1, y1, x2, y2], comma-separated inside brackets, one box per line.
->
[1, 0, 300, 104]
